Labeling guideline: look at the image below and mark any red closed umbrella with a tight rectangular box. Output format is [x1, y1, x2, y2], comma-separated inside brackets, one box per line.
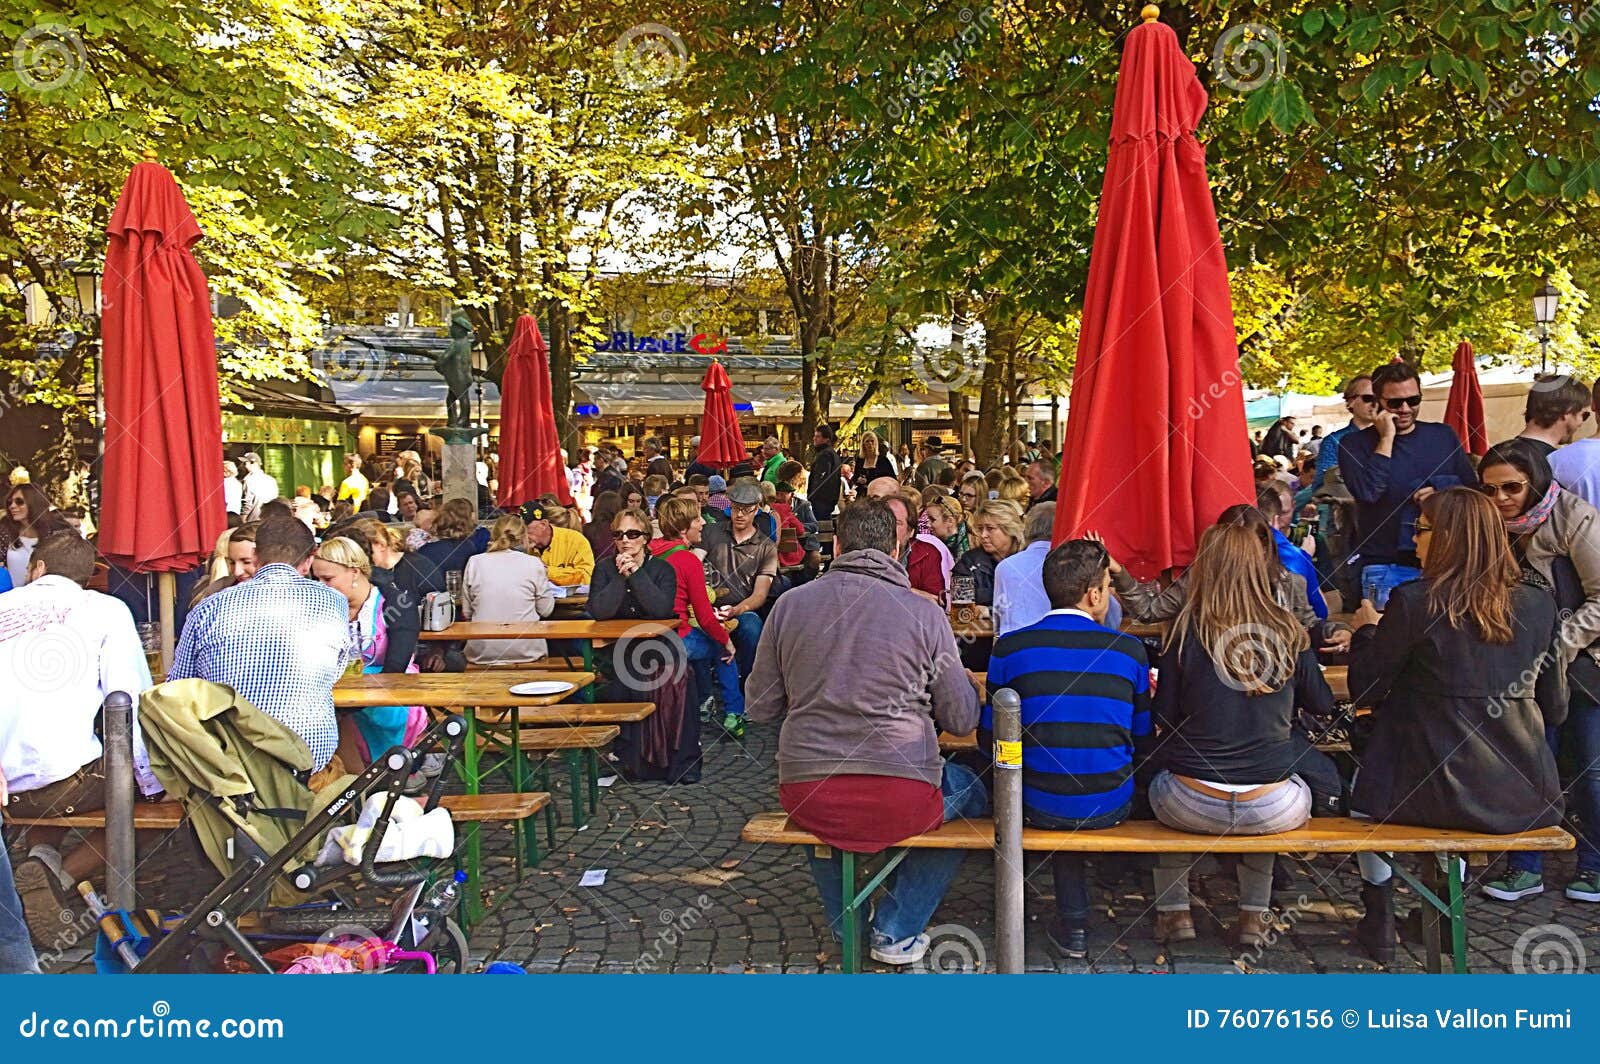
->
[696, 361, 746, 467]
[99, 152, 226, 576]
[1443, 341, 1488, 457]
[1052, 9, 1253, 579]
[497, 314, 573, 509]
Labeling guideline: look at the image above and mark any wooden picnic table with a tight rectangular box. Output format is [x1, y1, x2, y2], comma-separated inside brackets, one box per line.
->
[333, 670, 597, 708]
[1324, 664, 1349, 702]
[950, 611, 1169, 644]
[418, 619, 672, 642]
[332, 668, 596, 924]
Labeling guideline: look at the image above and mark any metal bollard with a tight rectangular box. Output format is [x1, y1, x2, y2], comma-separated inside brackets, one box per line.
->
[102, 691, 136, 911]
[992, 687, 1024, 973]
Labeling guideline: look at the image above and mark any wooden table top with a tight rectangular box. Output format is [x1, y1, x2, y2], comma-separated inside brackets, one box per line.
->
[949, 613, 1168, 643]
[1323, 664, 1349, 702]
[334, 670, 596, 708]
[418, 619, 675, 642]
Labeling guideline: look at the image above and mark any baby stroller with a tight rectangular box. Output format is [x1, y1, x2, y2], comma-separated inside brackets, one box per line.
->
[123, 679, 470, 974]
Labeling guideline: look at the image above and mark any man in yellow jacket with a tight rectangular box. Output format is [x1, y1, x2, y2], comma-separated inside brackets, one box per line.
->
[526, 503, 594, 588]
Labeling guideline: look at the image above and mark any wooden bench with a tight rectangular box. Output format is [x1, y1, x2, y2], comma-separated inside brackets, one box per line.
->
[476, 725, 620, 831]
[471, 703, 654, 726]
[6, 792, 555, 928]
[939, 731, 977, 752]
[741, 812, 1574, 974]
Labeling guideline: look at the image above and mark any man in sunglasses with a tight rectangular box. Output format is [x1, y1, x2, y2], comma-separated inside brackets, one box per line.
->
[1515, 374, 1593, 459]
[1337, 362, 1474, 607]
[1312, 375, 1375, 490]
[1550, 379, 1600, 507]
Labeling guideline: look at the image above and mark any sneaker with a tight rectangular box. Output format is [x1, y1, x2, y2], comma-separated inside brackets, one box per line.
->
[1482, 869, 1544, 902]
[1045, 922, 1088, 960]
[721, 713, 746, 740]
[13, 847, 78, 951]
[402, 771, 431, 796]
[869, 932, 930, 966]
[1565, 871, 1600, 903]
[420, 753, 447, 779]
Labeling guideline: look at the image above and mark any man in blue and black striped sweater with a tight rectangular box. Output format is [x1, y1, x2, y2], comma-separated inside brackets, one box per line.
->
[983, 538, 1153, 960]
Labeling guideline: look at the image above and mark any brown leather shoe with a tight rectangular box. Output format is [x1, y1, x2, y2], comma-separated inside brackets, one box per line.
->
[1155, 909, 1196, 942]
[1237, 909, 1279, 948]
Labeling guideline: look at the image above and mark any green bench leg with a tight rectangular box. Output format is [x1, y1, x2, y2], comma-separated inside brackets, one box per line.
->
[829, 846, 911, 973]
[840, 850, 859, 974]
[459, 712, 484, 927]
[536, 760, 557, 847]
[563, 749, 587, 828]
[1382, 851, 1469, 974]
[1446, 852, 1468, 974]
[586, 748, 601, 812]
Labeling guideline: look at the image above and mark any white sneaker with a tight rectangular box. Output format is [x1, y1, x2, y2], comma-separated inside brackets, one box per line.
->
[869, 932, 930, 966]
[420, 753, 447, 778]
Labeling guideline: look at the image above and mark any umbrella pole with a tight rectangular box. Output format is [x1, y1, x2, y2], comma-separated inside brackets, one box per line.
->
[158, 571, 176, 676]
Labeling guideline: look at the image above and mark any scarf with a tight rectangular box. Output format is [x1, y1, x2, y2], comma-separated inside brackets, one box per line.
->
[1506, 481, 1561, 536]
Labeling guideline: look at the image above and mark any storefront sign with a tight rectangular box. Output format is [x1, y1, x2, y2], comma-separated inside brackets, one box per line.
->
[594, 330, 729, 355]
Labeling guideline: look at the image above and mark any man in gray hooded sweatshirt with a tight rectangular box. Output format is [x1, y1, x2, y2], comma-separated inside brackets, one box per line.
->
[748, 498, 986, 966]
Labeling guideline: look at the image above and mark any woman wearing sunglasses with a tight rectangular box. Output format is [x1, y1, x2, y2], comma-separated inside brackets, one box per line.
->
[589, 506, 698, 782]
[1345, 487, 1565, 962]
[1474, 440, 1600, 907]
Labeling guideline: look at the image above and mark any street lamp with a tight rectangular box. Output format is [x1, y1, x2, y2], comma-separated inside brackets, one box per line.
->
[69, 260, 102, 317]
[1533, 275, 1560, 374]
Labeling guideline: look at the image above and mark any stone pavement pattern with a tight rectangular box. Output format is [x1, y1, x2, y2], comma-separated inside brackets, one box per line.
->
[28, 720, 1600, 974]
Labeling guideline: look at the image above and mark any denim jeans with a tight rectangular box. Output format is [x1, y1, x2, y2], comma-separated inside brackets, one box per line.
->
[728, 612, 762, 680]
[1510, 706, 1600, 876]
[1359, 563, 1422, 610]
[0, 830, 41, 974]
[683, 627, 744, 718]
[1149, 771, 1311, 912]
[1026, 804, 1129, 928]
[807, 761, 989, 944]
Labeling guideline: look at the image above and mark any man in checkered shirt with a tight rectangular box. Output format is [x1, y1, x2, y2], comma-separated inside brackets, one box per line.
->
[170, 519, 351, 770]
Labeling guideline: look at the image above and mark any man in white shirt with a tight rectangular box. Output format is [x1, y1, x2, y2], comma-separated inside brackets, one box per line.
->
[994, 503, 1123, 636]
[1550, 379, 1600, 507]
[0, 531, 160, 951]
[239, 451, 279, 521]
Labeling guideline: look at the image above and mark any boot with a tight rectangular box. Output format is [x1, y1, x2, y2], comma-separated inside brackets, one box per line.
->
[1355, 880, 1395, 964]
[1155, 909, 1196, 942]
[1237, 908, 1278, 948]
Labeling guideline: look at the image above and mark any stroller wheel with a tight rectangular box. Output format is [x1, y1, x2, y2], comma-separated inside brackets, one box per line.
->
[415, 917, 470, 974]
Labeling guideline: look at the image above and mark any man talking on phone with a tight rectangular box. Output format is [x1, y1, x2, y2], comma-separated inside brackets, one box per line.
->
[1337, 361, 1475, 608]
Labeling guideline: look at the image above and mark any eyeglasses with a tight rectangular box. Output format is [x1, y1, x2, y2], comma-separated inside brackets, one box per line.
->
[611, 529, 648, 541]
[1345, 393, 1376, 404]
[1478, 481, 1529, 498]
[731, 503, 759, 515]
[1383, 395, 1423, 410]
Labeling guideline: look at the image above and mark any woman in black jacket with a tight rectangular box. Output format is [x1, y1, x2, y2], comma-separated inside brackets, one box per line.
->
[850, 432, 897, 493]
[1346, 487, 1564, 962]
[588, 507, 696, 782]
[1148, 521, 1328, 950]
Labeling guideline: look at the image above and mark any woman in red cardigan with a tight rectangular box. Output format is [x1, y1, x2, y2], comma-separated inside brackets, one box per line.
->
[650, 495, 745, 733]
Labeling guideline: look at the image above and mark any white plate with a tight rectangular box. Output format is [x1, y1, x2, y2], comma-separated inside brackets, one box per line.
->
[509, 680, 575, 697]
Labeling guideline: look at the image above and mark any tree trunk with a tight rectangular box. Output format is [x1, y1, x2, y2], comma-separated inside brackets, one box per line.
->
[974, 309, 1015, 468]
[946, 299, 972, 455]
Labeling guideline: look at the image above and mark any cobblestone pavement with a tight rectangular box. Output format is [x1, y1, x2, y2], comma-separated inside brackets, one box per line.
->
[22, 718, 1600, 974]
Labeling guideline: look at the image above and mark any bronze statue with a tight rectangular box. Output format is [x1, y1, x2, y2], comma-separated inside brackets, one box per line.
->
[436, 309, 475, 428]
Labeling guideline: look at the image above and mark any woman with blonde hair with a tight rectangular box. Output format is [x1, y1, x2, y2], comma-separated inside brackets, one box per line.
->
[996, 471, 1030, 508]
[460, 513, 556, 664]
[852, 431, 896, 493]
[950, 499, 1026, 668]
[311, 533, 427, 768]
[1147, 521, 1330, 949]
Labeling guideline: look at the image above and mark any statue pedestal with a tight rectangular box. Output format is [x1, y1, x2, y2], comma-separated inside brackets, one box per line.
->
[429, 426, 489, 512]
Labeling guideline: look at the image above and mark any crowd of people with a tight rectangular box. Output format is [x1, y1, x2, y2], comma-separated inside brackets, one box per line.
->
[3, 371, 1599, 973]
